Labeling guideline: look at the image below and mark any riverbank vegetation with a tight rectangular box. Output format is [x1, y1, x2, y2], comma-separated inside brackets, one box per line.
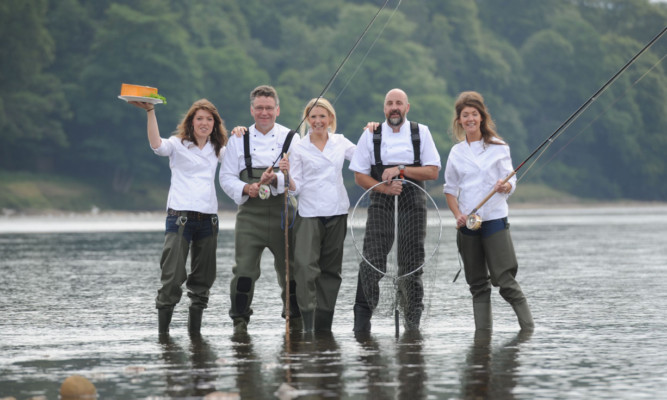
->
[1, 0, 666, 212]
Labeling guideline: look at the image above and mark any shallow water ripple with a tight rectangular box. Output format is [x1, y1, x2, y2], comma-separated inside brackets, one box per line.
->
[1, 206, 667, 399]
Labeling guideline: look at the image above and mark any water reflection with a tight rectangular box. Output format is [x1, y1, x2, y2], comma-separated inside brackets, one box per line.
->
[231, 332, 271, 399]
[397, 330, 427, 400]
[354, 332, 394, 399]
[2, 206, 667, 398]
[284, 332, 344, 398]
[461, 330, 532, 400]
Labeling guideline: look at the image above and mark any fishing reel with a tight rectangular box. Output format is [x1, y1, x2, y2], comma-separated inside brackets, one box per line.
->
[258, 184, 271, 200]
[466, 213, 482, 230]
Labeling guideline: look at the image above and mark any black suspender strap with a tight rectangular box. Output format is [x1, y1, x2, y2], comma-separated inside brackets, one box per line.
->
[372, 122, 422, 168]
[243, 129, 297, 179]
[243, 129, 253, 178]
[410, 121, 421, 166]
[372, 125, 383, 169]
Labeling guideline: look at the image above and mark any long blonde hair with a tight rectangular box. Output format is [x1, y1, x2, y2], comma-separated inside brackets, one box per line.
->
[451, 91, 504, 145]
[301, 97, 337, 135]
[175, 99, 228, 156]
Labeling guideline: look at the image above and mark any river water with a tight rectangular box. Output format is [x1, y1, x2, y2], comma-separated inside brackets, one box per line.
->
[1, 205, 667, 399]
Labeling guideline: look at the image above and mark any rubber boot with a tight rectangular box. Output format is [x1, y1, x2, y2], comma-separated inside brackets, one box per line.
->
[188, 306, 204, 335]
[301, 310, 315, 333]
[289, 316, 303, 333]
[473, 302, 492, 331]
[511, 300, 534, 331]
[158, 307, 173, 334]
[314, 309, 334, 332]
[404, 308, 422, 331]
[233, 317, 248, 335]
[353, 304, 372, 333]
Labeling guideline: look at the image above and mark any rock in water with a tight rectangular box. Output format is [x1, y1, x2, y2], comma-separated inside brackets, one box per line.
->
[60, 375, 96, 399]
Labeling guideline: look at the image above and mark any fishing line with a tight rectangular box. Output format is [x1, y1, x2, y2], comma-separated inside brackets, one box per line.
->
[269, 0, 392, 167]
[465, 25, 666, 230]
[517, 51, 667, 184]
[332, 0, 403, 106]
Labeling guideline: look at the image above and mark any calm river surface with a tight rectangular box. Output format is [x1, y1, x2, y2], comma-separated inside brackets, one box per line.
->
[1, 205, 667, 399]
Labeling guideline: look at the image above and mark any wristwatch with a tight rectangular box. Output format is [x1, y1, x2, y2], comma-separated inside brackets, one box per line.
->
[398, 165, 405, 172]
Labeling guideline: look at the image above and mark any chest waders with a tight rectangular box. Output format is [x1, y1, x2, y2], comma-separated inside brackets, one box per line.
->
[157, 210, 219, 335]
[457, 220, 534, 331]
[353, 121, 427, 332]
[230, 131, 301, 333]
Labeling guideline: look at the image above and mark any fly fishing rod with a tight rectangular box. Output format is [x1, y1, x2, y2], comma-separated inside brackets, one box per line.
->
[264, 0, 393, 172]
[466, 25, 667, 230]
[272, 0, 394, 336]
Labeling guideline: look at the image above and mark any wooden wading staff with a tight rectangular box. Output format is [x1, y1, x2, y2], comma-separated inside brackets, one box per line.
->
[283, 153, 291, 338]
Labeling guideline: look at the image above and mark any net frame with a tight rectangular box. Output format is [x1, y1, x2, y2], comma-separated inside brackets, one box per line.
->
[349, 178, 442, 334]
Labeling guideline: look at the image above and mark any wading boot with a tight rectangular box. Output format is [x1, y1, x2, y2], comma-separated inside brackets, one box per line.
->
[511, 300, 534, 331]
[473, 302, 493, 331]
[404, 309, 422, 332]
[314, 309, 334, 332]
[158, 307, 173, 335]
[233, 317, 248, 335]
[188, 306, 204, 335]
[301, 310, 315, 333]
[353, 304, 372, 333]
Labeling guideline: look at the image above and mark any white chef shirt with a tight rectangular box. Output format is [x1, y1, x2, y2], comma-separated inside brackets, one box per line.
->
[152, 135, 222, 214]
[349, 119, 441, 175]
[291, 132, 356, 217]
[219, 123, 300, 205]
[443, 139, 516, 221]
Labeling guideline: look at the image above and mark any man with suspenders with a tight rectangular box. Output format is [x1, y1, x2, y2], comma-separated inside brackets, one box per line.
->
[219, 85, 301, 334]
[348, 88, 441, 333]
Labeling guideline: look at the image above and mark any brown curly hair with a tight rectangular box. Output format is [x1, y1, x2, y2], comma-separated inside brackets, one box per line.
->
[451, 91, 504, 145]
[175, 99, 228, 156]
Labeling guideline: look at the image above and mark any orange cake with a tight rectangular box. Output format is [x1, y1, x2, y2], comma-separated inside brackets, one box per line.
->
[120, 83, 158, 97]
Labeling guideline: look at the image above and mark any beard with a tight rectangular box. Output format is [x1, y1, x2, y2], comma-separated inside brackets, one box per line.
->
[387, 112, 404, 127]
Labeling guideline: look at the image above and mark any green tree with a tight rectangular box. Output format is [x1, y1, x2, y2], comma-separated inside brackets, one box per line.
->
[0, 0, 70, 171]
[73, 2, 197, 192]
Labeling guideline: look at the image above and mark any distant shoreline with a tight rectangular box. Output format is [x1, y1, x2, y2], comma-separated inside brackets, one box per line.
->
[2, 201, 666, 234]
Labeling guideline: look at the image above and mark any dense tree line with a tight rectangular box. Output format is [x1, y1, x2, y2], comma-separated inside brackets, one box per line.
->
[1, 0, 666, 206]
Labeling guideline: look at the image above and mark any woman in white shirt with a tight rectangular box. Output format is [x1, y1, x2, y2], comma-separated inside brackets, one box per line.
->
[443, 91, 534, 332]
[131, 99, 228, 335]
[289, 97, 356, 333]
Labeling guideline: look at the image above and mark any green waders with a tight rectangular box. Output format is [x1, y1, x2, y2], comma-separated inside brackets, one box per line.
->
[293, 215, 347, 332]
[457, 220, 534, 331]
[229, 168, 300, 331]
[156, 212, 219, 334]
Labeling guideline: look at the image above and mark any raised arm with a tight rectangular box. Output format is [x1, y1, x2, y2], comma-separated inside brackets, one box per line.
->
[129, 101, 161, 149]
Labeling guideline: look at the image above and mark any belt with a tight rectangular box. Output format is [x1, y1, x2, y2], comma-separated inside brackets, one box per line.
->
[167, 208, 215, 221]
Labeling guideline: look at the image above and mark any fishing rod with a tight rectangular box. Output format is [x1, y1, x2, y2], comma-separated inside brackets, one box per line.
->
[260, 0, 395, 202]
[466, 25, 667, 230]
[272, 0, 395, 335]
[267, 0, 393, 168]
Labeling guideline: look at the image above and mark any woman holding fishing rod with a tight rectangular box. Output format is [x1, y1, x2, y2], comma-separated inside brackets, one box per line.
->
[443, 91, 534, 332]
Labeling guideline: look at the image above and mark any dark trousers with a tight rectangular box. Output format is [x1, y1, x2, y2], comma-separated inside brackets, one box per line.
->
[156, 213, 218, 309]
[457, 218, 527, 305]
[355, 183, 426, 317]
[229, 194, 299, 320]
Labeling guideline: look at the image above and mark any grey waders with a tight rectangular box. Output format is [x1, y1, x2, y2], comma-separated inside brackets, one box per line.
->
[188, 306, 204, 334]
[158, 307, 173, 334]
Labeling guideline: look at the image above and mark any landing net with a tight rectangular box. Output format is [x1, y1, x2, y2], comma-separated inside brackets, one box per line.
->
[349, 179, 442, 333]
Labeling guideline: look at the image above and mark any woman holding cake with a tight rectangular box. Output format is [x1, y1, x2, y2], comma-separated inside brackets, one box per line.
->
[130, 99, 228, 336]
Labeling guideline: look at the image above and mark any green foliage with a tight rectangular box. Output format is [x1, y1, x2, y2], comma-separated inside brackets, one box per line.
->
[1, 0, 666, 210]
